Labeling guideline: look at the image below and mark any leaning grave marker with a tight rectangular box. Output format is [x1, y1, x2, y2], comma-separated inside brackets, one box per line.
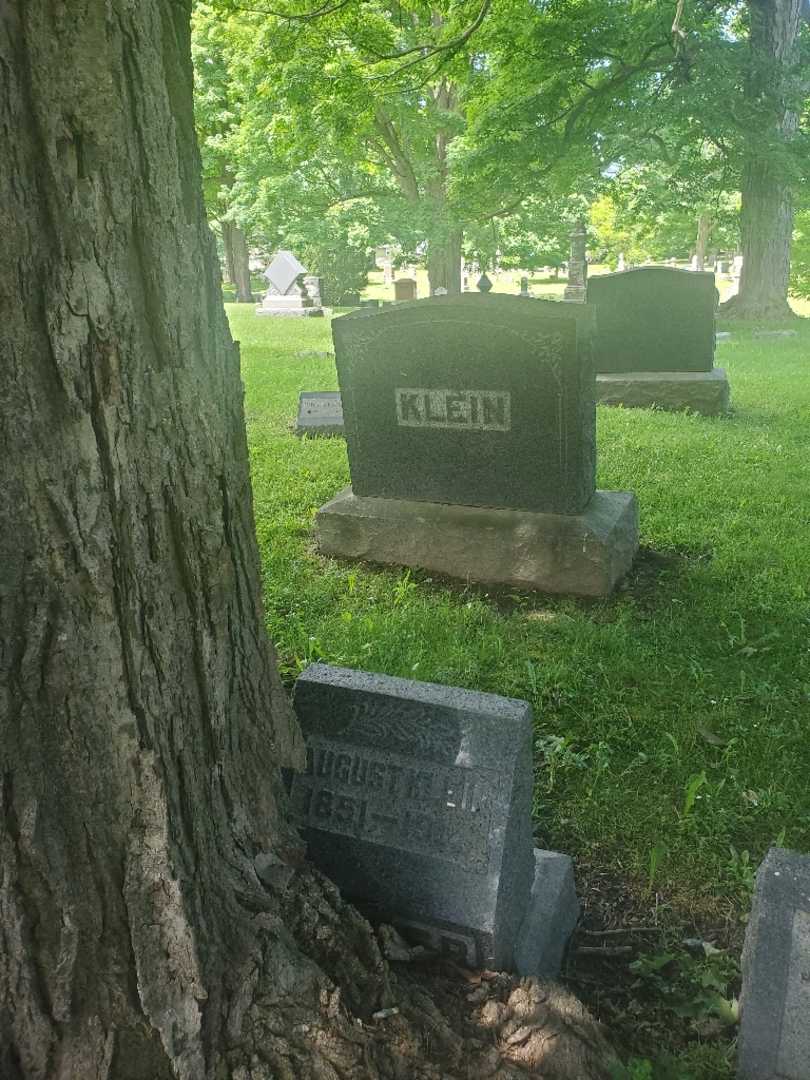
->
[737, 847, 810, 1080]
[315, 294, 638, 596]
[289, 662, 579, 975]
[587, 267, 730, 415]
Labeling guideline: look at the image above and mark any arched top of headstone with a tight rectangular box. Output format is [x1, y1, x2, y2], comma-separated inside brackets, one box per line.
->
[264, 250, 308, 296]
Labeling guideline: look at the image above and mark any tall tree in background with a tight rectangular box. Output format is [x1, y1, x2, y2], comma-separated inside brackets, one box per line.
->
[0, 3, 614, 1076]
[723, 0, 807, 318]
[199, 0, 605, 294]
[193, 9, 254, 301]
[466, 0, 808, 315]
[203, 0, 493, 294]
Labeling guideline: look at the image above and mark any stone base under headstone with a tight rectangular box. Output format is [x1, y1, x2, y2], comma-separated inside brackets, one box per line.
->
[595, 368, 730, 416]
[315, 488, 638, 597]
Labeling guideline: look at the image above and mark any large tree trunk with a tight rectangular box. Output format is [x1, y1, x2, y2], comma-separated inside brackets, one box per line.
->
[222, 220, 253, 302]
[0, 4, 616, 1077]
[722, 0, 802, 320]
[0, 2, 326, 1074]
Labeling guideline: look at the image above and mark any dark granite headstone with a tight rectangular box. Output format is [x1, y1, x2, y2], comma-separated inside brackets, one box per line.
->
[289, 663, 579, 973]
[331, 295, 595, 514]
[738, 848, 810, 1080]
[588, 268, 716, 373]
[295, 391, 344, 437]
[394, 277, 418, 301]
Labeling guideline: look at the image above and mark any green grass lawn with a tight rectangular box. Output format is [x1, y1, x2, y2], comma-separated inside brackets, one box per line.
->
[229, 301, 809, 1075]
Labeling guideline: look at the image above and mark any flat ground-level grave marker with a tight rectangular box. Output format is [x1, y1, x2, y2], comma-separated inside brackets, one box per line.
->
[295, 391, 344, 437]
[289, 663, 579, 976]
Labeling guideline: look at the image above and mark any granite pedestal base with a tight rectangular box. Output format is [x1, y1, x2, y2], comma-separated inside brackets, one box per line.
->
[595, 368, 730, 416]
[315, 488, 638, 597]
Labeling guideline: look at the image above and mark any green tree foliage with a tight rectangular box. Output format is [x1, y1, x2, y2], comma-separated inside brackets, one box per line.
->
[194, 0, 599, 293]
[194, 0, 808, 309]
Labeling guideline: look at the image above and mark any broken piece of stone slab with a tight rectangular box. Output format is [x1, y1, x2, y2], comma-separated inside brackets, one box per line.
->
[738, 847, 810, 1080]
[595, 368, 731, 416]
[315, 487, 638, 597]
[288, 663, 579, 975]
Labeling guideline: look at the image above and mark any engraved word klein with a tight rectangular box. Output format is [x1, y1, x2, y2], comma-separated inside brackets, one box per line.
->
[396, 388, 511, 431]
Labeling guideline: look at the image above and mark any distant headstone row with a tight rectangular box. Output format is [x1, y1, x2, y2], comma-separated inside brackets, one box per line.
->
[289, 663, 579, 976]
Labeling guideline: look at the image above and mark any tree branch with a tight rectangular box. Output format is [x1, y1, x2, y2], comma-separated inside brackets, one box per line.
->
[223, 0, 353, 22]
[364, 0, 491, 64]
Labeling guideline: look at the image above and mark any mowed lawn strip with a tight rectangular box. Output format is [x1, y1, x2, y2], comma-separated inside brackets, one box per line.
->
[230, 303, 810, 912]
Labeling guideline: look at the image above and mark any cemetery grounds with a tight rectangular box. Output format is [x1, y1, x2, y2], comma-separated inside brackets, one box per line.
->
[230, 299, 810, 1078]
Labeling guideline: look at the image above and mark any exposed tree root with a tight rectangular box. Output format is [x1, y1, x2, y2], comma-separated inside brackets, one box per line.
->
[222, 865, 619, 1080]
[719, 293, 798, 321]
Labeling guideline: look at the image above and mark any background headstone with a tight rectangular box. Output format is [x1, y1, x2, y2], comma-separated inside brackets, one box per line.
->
[331, 295, 596, 514]
[289, 663, 579, 974]
[296, 391, 344, 437]
[738, 848, 810, 1080]
[256, 251, 325, 317]
[394, 278, 418, 302]
[264, 250, 307, 296]
[587, 267, 716, 373]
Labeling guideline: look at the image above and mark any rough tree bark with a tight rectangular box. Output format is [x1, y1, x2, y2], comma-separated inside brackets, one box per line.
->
[0, 4, 615, 1078]
[722, 0, 803, 320]
[222, 221, 254, 303]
